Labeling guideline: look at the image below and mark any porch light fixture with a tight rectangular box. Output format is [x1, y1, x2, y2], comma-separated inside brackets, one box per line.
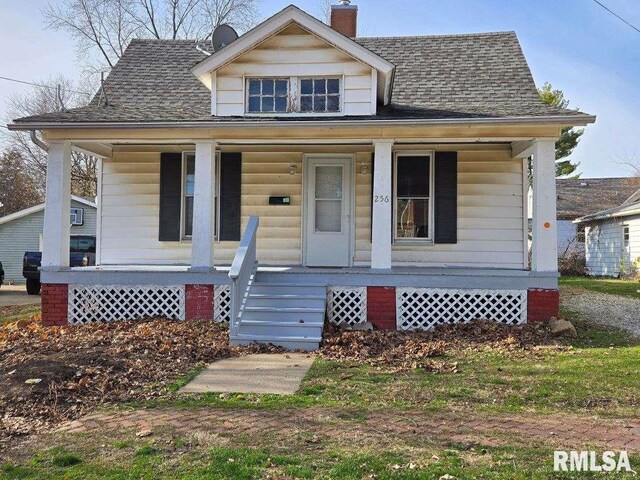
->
[289, 163, 297, 175]
[360, 161, 369, 175]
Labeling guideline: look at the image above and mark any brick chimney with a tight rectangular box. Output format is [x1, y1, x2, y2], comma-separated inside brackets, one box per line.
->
[330, 0, 358, 38]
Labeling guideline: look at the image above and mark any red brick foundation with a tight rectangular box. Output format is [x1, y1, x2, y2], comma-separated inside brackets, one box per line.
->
[185, 284, 214, 320]
[41, 283, 69, 326]
[527, 288, 560, 322]
[367, 286, 397, 330]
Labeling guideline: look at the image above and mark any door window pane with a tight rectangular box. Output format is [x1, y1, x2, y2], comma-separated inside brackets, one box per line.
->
[315, 200, 341, 232]
[315, 166, 342, 199]
[396, 198, 429, 238]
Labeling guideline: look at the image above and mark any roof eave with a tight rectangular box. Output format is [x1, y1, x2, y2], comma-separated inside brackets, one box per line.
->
[7, 113, 597, 131]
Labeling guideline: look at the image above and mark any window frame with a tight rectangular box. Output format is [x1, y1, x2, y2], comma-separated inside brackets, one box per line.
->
[243, 76, 344, 115]
[245, 77, 291, 114]
[622, 224, 630, 249]
[392, 151, 435, 244]
[70, 207, 84, 226]
[180, 151, 221, 242]
[298, 77, 342, 114]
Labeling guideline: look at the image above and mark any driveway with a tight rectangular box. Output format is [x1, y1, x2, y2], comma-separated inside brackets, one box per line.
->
[0, 284, 40, 307]
[560, 286, 640, 337]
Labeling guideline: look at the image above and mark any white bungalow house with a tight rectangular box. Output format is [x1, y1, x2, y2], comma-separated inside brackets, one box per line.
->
[9, 2, 595, 349]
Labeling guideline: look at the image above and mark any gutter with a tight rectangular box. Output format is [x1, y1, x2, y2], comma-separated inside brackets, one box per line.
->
[574, 205, 640, 224]
[29, 130, 48, 152]
[8, 114, 597, 131]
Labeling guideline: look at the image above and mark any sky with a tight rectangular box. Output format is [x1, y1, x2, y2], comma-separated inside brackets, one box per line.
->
[1, 0, 639, 178]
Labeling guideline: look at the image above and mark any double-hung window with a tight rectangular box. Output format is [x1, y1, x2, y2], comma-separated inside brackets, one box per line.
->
[394, 153, 433, 241]
[182, 152, 220, 240]
[247, 78, 289, 113]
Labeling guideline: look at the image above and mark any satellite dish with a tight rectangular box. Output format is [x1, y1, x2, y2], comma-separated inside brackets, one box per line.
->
[211, 24, 238, 52]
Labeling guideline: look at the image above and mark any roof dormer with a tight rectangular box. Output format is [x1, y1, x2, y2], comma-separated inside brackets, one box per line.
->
[191, 5, 395, 117]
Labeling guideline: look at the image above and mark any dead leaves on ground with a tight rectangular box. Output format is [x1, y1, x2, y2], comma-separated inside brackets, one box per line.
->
[319, 320, 559, 373]
[0, 318, 279, 447]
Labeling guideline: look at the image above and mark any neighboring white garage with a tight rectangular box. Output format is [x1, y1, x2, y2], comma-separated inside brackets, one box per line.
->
[0, 196, 96, 284]
[576, 192, 640, 277]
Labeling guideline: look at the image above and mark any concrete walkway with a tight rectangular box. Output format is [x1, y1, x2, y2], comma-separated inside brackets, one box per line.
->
[179, 353, 315, 395]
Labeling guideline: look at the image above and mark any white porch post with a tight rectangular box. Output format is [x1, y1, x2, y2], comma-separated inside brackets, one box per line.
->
[531, 139, 558, 272]
[190, 141, 217, 270]
[42, 141, 72, 268]
[371, 140, 394, 269]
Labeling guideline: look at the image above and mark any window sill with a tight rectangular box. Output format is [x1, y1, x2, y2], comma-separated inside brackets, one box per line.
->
[243, 112, 344, 117]
[393, 239, 434, 247]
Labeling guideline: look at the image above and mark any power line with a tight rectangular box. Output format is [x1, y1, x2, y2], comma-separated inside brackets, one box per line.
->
[0, 76, 92, 95]
[592, 0, 640, 34]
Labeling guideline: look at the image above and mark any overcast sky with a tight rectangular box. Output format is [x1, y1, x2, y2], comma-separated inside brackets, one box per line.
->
[1, 0, 639, 178]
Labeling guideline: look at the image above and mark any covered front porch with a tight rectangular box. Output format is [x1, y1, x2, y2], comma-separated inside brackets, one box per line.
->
[37, 125, 561, 337]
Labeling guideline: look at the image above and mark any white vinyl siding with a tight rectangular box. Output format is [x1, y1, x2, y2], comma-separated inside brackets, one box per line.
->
[99, 146, 526, 270]
[585, 215, 640, 276]
[215, 24, 374, 116]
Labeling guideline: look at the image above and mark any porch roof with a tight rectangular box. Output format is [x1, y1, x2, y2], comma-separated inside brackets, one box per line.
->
[11, 33, 593, 128]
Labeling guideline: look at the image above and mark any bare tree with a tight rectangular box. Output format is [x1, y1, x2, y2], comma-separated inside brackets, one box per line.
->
[5, 76, 98, 198]
[0, 150, 43, 217]
[43, 0, 260, 74]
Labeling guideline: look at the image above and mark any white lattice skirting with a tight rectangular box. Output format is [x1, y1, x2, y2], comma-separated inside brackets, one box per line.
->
[396, 288, 527, 331]
[327, 286, 367, 326]
[68, 285, 185, 324]
[214, 284, 231, 323]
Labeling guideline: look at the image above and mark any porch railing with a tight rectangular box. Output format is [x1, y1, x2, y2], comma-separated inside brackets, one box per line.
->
[228, 215, 259, 337]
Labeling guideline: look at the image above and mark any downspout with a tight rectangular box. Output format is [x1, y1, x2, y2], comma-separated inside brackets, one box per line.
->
[30, 130, 48, 152]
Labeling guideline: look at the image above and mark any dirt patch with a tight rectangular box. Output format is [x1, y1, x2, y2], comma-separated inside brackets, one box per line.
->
[319, 320, 561, 371]
[0, 318, 280, 448]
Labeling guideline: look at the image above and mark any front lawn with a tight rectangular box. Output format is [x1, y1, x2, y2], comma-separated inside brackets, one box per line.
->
[1, 307, 639, 479]
[560, 275, 640, 298]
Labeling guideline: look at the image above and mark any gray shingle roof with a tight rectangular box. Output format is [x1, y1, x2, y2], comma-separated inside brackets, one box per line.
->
[556, 177, 640, 220]
[13, 32, 588, 125]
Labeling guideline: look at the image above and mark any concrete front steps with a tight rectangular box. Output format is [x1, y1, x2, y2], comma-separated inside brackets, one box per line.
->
[229, 281, 327, 351]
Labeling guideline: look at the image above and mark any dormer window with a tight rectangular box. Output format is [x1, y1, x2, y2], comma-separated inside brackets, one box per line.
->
[300, 78, 341, 113]
[247, 78, 289, 113]
[245, 77, 342, 114]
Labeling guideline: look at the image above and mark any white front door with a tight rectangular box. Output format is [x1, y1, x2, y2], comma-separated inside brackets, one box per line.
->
[304, 156, 353, 267]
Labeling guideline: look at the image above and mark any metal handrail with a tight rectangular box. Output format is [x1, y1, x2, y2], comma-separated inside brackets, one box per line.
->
[228, 216, 259, 336]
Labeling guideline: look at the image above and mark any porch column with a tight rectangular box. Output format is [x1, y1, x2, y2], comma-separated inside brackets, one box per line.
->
[531, 139, 558, 272]
[190, 141, 217, 270]
[371, 140, 394, 269]
[42, 141, 72, 268]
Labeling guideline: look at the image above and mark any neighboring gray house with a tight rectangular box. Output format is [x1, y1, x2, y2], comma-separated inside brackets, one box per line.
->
[575, 189, 640, 277]
[0, 196, 96, 284]
[555, 178, 640, 256]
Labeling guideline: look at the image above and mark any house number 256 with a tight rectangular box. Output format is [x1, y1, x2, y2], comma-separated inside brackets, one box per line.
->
[374, 195, 390, 203]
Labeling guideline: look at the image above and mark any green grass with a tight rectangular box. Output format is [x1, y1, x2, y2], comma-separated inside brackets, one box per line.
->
[560, 275, 640, 298]
[0, 305, 40, 325]
[129, 318, 639, 418]
[2, 444, 637, 479]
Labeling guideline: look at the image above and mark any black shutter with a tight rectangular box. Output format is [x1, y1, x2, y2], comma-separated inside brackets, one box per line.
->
[434, 151, 458, 244]
[158, 152, 182, 241]
[219, 152, 242, 241]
